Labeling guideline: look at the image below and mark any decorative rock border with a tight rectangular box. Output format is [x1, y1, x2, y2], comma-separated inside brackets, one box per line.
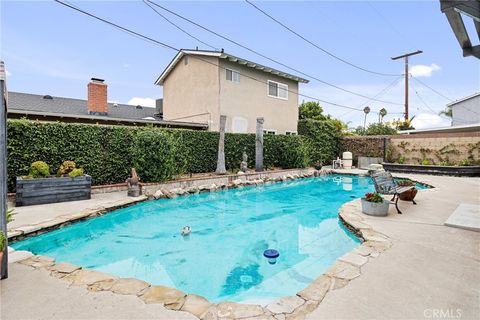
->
[9, 176, 395, 320]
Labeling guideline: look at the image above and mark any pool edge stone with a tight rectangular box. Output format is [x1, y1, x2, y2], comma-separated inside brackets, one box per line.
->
[10, 170, 399, 320]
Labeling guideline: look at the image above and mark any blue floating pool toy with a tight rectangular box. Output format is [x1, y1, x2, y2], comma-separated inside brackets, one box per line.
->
[264, 249, 280, 264]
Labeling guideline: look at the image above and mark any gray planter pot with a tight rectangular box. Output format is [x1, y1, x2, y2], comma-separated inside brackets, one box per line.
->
[361, 198, 389, 217]
[16, 175, 91, 207]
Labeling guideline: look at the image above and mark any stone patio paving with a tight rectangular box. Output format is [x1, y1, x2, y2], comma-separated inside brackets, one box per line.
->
[1, 172, 479, 319]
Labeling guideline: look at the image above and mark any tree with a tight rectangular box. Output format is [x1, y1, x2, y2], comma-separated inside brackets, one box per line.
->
[298, 100, 348, 133]
[363, 106, 371, 131]
[378, 108, 387, 123]
[299, 101, 326, 121]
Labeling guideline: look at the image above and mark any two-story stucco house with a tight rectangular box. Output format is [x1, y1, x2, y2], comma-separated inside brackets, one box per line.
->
[155, 49, 309, 134]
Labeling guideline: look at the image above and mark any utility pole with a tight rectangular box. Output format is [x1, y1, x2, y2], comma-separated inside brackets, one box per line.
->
[391, 50, 422, 120]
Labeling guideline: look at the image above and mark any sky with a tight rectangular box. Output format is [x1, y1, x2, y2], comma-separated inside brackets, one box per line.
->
[1, 0, 479, 129]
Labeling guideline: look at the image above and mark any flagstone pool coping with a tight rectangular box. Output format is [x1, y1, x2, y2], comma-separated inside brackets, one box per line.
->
[7, 169, 429, 320]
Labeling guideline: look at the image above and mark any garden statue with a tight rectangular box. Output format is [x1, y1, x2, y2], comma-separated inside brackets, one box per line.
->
[126, 168, 142, 197]
[240, 149, 248, 173]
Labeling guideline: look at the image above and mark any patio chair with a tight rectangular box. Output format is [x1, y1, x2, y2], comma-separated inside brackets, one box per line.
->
[370, 171, 416, 214]
[332, 157, 343, 169]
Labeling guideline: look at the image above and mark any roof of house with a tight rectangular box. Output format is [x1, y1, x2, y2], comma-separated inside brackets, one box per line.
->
[399, 123, 480, 134]
[446, 92, 480, 107]
[7, 92, 208, 129]
[155, 49, 310, 85]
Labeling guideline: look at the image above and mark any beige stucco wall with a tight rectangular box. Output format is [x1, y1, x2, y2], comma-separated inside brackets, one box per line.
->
[218, 59, 299, 134]
[162, 54, 300, 134]
[162, 55, 220, 129]
[389, 133, 480, 165]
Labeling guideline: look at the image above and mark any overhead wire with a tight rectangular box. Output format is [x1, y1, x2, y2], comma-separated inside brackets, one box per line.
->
[245, 0, 401, 77]
[54, 0, 387, 116]
[142, 0, 218, 51]
[144, 0, 404, 106]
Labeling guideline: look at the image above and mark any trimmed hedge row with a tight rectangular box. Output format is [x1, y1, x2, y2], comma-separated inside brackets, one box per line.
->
[7, 119, 337, 192]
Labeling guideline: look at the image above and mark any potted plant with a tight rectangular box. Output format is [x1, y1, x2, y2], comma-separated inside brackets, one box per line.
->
[16, 160, 91, 206]
[361, 192, 389, 216]
[397, 179, 418, 201]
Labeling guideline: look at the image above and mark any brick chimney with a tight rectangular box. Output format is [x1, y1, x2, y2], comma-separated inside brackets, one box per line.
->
[87, 78, 108, 115]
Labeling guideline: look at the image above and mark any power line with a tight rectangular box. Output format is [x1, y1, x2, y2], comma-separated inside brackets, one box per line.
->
[410, 80, 437, 114]
[411, 77, 453, 102]
[54, 0, 384, 115]
[245, 0, 401, 77]
[144, 0, 404, 106]
[357, 76, 403, 108]
[142, 0, 218, 51]
[366, 1, 413, 49]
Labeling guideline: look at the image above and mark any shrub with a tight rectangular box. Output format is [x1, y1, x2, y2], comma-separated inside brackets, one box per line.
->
[0, 231, 5, 252]
[28, 161, 50, 178]
[421, 159, 430, 165]
[397, 156, 406, 164]
[131, 129, 178, 182]
[298, 119, 341, 165]
[57, 160, 76, 176]
[7, 208, 14, 224]
[7, 119, 339, 191]
[68, 168, 84, 177]
[458, 159, 472, 166]
[438, 160, 451, 166]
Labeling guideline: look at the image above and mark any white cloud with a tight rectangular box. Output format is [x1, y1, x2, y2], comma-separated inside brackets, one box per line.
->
[411, 113, 451, 129]
[409, 64, 440, 77]
[127, 97, 156, 108]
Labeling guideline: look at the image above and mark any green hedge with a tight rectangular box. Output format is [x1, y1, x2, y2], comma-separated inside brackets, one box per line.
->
[298, 119, 341, 165]
[7, 119, 337, 192]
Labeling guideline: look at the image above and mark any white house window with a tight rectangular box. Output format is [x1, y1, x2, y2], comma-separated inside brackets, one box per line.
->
[267, 80, 288, 100]
[263, 129, 277, 135]
[285, 131, 297, 135]
[226, 69, 240, 83]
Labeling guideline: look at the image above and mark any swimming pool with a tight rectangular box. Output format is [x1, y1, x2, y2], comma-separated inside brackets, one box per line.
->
[13, 174, 375, 303]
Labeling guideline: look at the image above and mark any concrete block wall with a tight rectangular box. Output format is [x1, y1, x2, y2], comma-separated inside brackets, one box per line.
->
[389, 132, 480, 165]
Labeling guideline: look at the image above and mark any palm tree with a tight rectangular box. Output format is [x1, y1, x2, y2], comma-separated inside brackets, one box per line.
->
[378, 108, 387, 123]
[363, 106, 371, 131]
[439, 106, 452, 118]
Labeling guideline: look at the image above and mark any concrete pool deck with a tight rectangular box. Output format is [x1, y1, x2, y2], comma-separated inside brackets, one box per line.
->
[1, 172, 479, 319]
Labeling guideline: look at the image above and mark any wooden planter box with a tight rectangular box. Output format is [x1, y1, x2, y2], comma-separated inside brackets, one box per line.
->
[16, 175, 91, 207]
[382, 163, 480, 177]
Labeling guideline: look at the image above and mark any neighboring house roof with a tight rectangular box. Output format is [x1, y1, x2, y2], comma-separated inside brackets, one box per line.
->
[446, 92, 480, 107]
[7, 92, 208, 129]
[399, 123, 480, 134]
[155, 49, 310, 85]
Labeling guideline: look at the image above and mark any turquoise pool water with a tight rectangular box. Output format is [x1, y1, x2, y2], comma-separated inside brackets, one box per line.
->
[13, 174, 376, 303]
